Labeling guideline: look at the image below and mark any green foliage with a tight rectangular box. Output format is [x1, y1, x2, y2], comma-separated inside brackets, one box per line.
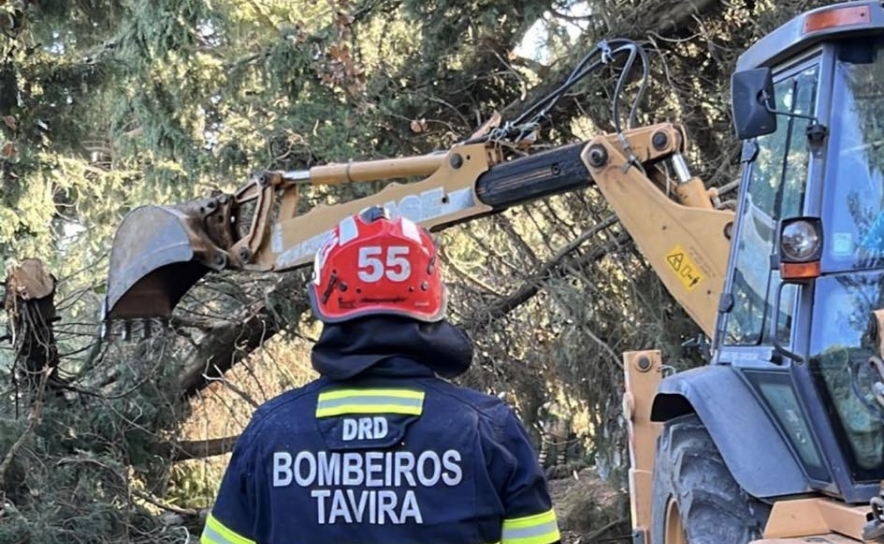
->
[0, 334, 198, 542]
[0, 0, 841, 541]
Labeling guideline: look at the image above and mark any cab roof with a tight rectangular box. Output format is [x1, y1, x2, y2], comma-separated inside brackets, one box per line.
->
[736, 1, 884, 71]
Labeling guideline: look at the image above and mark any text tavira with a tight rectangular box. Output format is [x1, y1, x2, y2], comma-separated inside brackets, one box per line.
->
[272, 449, 463, 525]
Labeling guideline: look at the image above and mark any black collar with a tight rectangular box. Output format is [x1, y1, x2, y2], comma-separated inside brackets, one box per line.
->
[310, 315, 474, 381]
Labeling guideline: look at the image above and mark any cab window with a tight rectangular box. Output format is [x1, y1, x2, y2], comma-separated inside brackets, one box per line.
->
[725, 65, 818, 345]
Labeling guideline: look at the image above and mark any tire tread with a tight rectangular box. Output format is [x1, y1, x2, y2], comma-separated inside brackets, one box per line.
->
[651, 413, 771, 544]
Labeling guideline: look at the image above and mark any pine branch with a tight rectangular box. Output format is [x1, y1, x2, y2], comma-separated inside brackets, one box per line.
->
[151, 436, 239, 462]
[465, 225, 628, 328]
[0, 367, 50, 492]
[499, 0, 722, 121]
[132, 489, 203, 517]
[177, 273, 310, 397]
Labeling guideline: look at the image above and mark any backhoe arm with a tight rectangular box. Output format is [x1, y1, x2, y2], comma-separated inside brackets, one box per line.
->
[104, 122, 734, 338]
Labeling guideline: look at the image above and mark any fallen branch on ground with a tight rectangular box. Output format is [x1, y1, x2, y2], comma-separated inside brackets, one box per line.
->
[152, 436, 240, 462]
[132, 489, 203, 517]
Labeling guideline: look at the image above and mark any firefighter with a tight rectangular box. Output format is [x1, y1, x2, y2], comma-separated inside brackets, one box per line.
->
[201, 205, 561, 544]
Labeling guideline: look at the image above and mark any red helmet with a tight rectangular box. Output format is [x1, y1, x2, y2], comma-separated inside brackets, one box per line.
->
[308, 206, 447, 323]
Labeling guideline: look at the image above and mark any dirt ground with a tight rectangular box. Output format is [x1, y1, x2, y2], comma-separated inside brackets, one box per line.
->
[546, 468, 630, 544]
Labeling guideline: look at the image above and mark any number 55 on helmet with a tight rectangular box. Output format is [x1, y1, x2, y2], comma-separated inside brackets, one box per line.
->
[308, 205, 448, 324]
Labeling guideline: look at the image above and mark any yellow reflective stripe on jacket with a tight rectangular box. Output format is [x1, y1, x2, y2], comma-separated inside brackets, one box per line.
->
[315, 388, 425, 417]
[200, 513, 256, 544]
[502, 509, 561, 544]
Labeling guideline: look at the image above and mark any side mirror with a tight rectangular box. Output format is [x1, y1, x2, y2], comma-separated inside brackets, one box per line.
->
[731, 68, 778, 140]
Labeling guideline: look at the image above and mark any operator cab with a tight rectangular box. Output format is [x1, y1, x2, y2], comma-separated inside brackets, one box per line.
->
[720, 1, 884, 504]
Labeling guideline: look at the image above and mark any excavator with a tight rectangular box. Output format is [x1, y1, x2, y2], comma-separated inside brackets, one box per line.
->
[98, 2, 884, 543]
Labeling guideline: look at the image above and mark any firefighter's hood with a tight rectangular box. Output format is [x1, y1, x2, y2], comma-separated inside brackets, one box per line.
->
[310, 315, 474, 381]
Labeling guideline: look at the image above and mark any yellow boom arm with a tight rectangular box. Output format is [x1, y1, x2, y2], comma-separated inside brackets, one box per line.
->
[103, 122, 734, 338]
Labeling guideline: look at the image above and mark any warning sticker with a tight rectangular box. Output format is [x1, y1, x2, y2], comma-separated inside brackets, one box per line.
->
[665, 245, 704, 291]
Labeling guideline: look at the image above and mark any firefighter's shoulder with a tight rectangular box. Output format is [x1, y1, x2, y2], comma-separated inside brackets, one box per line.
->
[236, 379, 328, 443]
[421, 380, 522, 433]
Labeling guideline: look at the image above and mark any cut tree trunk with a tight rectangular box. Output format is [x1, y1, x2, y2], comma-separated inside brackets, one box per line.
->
[4, 258, 60, 393]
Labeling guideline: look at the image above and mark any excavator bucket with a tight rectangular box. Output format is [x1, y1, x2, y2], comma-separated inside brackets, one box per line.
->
[103, 198, 233, 321]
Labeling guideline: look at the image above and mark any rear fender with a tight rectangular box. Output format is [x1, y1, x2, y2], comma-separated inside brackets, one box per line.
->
[651, 365, 811, 499]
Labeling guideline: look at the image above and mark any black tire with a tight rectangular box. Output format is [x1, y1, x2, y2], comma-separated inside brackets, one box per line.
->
[651, 413, 771, 544]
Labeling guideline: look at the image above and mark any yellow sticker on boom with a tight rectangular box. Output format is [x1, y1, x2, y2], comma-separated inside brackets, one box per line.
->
[665, 245, 704, 291]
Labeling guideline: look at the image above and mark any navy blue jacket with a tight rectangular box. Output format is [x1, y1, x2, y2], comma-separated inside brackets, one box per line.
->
[201, 358, 560, 544]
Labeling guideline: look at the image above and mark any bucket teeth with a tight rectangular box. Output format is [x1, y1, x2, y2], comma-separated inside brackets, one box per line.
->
[100, 317, 170, 342]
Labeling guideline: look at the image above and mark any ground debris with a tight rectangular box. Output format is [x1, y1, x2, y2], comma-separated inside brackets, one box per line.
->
[549, 467, 630, 544]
